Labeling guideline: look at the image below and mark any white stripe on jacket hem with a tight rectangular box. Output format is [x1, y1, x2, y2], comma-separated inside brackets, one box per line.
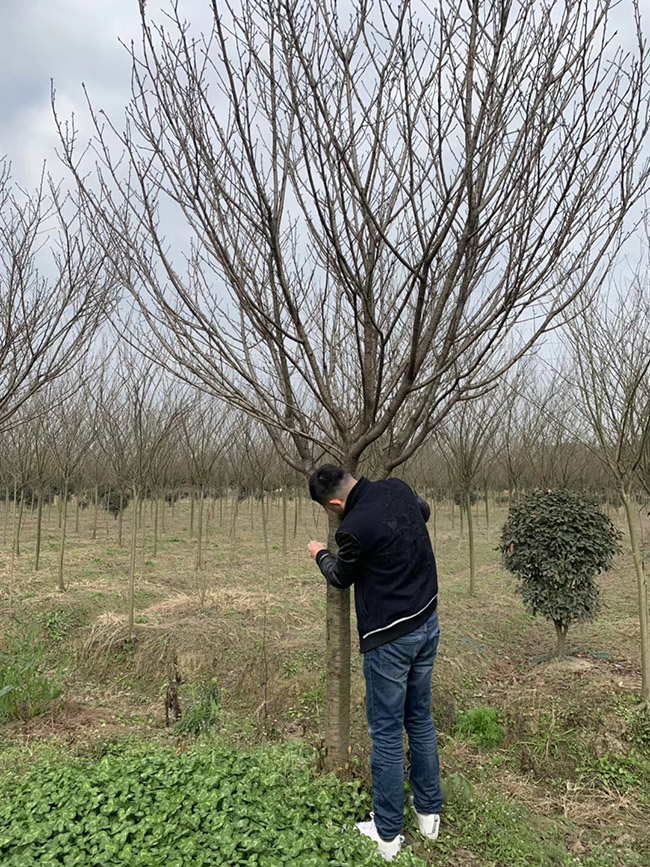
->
[361, 593, 438, 640]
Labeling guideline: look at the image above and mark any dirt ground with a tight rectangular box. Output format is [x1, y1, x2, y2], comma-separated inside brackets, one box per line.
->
[1, 493, 649, 865]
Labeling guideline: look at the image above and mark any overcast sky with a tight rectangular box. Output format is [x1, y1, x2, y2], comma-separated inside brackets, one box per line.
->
[0, 0, 214, 188]
[0, 0, 646, 192]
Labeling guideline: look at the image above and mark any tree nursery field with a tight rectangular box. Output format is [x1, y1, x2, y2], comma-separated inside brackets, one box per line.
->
[1, 494, 649, 866]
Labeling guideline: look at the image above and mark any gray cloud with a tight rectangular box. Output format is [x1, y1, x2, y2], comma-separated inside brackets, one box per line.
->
[0, 0, 211, 186]
[0, 0, 646, 192]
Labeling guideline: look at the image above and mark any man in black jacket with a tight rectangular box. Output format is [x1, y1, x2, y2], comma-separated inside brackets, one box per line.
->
[308, 465, 442, 863]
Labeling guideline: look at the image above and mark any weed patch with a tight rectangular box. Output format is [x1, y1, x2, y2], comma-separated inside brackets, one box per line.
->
[173, 678, 221, 737]
[0, 619, 69, 723]
[36, 607, 81, 644]
[437, 774, 568, 866]
[616, 700, 650, 752]
[581, 752, 650, 799]
[455, 706, 505, 749]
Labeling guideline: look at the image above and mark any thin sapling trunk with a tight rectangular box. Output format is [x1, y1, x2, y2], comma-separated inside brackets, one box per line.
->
[34, 484, 44, 571]
[58, 480, 69, 592]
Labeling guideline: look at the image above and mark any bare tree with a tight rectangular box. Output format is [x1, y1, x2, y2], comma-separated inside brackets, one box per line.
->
[95, 354, 182, 636]
[436, 391, 501, 594]
[45, 377, 96, 592]
[57, 0, 650, 765]
[180, 394, 232, 596]
[568, 285, 650, 707]
[4, 413, 36, 560]
[497, 363, 550, 499]
[26, 395, 55, 570]
[0, 160, 111, 431]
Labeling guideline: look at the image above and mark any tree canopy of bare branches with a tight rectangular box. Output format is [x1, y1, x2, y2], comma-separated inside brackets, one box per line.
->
[0, 161, 112, 431]
[58, 0, 650, 476]
[568, 283, 650, 706]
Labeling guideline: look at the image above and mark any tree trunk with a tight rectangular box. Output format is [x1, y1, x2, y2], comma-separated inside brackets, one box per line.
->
[190, 487, 195, 537]
[466, 490, 476, 596]
[34, 484, 44, 571]
[554, 622, 568, 658]
[92, 484, 99, 540]
[153, 495, 159, 556]
[8, 485, 18, 607]
[129, 485, 139, 638]
[282, 486, 288, 555]
[432, 495, 437, 544]
[459, 498, 464, 541]
[230, 491, 240, 539]
[484, 483, 490, 539]
[75, 493, 80, 534]
[259, 489, 271, 720]
[293, 490, 299, 539]
[58, 480, 69, 592]
[118, 491, 124, 546]
[104, 487, 111, 538]
[196, 484, 204, 574]
[15, 488, 24, 558]
[621, 490, 650, 703]
[3, 486, 9, 545]
[325, 511, 351, 770]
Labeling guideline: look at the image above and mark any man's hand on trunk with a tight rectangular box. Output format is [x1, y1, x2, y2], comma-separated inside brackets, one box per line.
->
[308, 540, 326, 559]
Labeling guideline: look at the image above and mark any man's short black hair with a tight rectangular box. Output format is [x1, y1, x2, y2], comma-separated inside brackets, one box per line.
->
[309, 464, 347, 505]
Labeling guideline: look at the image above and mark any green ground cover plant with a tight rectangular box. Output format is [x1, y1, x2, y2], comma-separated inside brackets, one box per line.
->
[583, 752, 650, 801]
[0, 739, 426, 867]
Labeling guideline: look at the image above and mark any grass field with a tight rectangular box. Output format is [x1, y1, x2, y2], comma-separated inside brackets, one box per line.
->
[1, 493, 649, 866]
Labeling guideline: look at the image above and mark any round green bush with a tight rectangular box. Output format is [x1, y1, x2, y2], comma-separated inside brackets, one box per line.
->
[499, 489, 621, 657]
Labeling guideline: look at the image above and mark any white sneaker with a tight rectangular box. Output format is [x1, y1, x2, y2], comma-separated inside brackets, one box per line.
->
[412, 805, 440, 841]
[355, 814, 404, 862]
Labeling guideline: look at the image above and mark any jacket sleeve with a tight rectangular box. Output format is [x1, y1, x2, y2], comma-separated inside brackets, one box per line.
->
[315, 531, 363, 589]
[415, 494, 431, 523]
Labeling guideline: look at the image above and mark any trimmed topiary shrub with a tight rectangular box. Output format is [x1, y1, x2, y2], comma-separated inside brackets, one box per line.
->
[499, 489, 621, 658]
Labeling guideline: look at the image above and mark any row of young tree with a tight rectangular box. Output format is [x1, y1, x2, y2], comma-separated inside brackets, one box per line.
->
[2, 303, 650, 674]
[3, 0, 650, 759]
[1, 340, 648, 546]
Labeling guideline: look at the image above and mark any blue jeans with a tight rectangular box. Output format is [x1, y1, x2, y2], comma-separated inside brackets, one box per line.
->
[363, 611, 442, 840]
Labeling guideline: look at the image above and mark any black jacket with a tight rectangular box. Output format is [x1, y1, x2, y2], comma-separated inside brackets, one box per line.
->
[316, 477, 438, 652]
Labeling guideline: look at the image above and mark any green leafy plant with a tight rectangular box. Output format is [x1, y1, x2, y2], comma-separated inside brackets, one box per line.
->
[455, 706, 505, 749]
[0, 739, 426, 866]
[499, 489, 621, 657]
